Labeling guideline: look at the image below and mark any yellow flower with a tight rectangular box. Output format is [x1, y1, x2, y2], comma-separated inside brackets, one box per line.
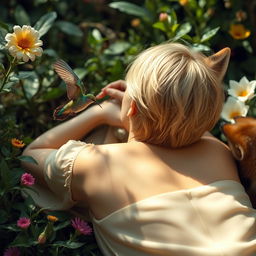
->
[179, 0, 188, 6]
[131, 19, 140, 27]
[47, 215, 58, 222]
[229, 24, 251, 40]
[11, 138, 25, 148]
[5, 25, 43, 62]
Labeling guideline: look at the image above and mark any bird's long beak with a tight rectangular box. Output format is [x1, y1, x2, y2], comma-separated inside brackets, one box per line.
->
[94, 100, 102, 108]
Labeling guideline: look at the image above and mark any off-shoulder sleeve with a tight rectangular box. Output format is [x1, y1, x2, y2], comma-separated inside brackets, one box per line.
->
[25, 140, 94, 211]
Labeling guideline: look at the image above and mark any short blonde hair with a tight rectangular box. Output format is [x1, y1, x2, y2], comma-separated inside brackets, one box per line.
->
[125, 43, 224, 148]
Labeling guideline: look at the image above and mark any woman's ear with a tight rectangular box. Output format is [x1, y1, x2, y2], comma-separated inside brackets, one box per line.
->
[205, 47, 231, 81]
[127, 100, 137, 117]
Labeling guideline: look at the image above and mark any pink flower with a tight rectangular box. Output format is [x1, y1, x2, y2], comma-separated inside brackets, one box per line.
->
[21, 172, 35, 186]
[3, 247, 20, 256]
[17, 217, 31, 229]
[71, 217, 92, 235]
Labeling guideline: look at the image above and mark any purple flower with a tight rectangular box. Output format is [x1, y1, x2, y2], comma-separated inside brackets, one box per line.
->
[3, 247, 20, 256]
[71, 217, 92, 235]
[17, 217, 31, 229]
[21, 173, 35, 186]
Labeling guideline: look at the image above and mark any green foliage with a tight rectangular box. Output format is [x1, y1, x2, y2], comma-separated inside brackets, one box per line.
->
[1, 0, 256, 254]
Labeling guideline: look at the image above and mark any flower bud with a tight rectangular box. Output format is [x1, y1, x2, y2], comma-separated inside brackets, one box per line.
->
[224, 0, 232, 8]
[38, 232, 47, 244]
[236, 10, 247, 22]
[159, 13, 168, 22]
[47, 215, 58, 222]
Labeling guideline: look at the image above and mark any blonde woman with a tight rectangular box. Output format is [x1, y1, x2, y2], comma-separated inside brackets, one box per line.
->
[22, 43, 256, 255]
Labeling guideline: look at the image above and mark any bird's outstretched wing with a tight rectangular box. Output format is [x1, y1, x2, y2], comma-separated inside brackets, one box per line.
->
[53, 59, 80, 100]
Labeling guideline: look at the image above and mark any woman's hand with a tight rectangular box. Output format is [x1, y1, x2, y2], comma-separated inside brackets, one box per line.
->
[96, 80, 127, 102]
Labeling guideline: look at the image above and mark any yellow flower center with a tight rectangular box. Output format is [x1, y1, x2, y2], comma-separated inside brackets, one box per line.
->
[238, 89, 248, 97]
[18, 37, 32, 49]
[15, 30, 35, 51]
[229, 111, 241, 119]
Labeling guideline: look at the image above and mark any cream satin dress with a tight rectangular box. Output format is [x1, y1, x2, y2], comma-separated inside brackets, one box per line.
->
[27, 140, 256, 256]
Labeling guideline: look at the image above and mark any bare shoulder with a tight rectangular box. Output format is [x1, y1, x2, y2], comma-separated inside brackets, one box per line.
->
[71, 143, 126, 201]
[201, 133, 232, 156]
[71, 143, 107, 201]
[198, 134, 240, 181]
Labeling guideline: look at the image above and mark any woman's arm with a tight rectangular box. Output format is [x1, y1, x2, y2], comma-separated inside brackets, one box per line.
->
[24, 105, 104, 151]
[22, 100, 122, 184]
[21, 105, 103, 184]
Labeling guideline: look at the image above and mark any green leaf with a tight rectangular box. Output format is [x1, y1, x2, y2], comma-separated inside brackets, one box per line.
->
[173, 22, 192, 40]
[0, 28, 7, 49]
[109, 1, 153, 19]
[34, 12, 57, 37]
[42, 87, 64, 101]
[74, 68, 87, 80]
[169, 9, 178, 27]
[10, 233, 37, 247]
[17, 155, 38, 165]
[104, 41, 130, 55]
[53, 220, 70, 231]
[17, 72, 34, 79]
[0, 210, 8, 224]
[192, 43, 211, 52]
[55, 21, 83, 37]
[0, 159, 11, 189]
[153, 22, 167, 32]
[20, 71, 40, 99]
[14, 5, 31, 26]
[92, 29, 103, 42]
[242, 40, 253, 54]
[1, 145, 10, 157]
[43, 48, 58, 57]
[201, 27, 220, 43]
[0, 21, 10, 32]
[52, 241, 85, 249]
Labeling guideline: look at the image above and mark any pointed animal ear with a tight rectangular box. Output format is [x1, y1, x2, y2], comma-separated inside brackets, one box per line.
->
[228, 143, 245, 161]
[205, 48, 231, 81]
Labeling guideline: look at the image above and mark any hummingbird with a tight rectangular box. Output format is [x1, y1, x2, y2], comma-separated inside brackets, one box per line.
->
[53, 59, 101, 120]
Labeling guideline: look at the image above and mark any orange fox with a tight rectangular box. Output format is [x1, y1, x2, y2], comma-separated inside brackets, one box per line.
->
[222, 116, 256, 208]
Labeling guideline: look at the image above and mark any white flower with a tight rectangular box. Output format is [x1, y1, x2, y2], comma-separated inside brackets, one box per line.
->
[5, 25, 43, 62]
[228, 76, 256, 102]
[221, 96, 249, 123]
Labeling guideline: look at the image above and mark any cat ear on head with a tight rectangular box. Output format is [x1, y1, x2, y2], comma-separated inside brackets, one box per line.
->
[205, 47, 231, 81]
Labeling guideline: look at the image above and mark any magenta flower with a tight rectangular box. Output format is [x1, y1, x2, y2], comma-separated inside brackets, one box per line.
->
[17, 217, 31, 229]
[3, 247, 20, 256]
[21, 172, 35, 186]
[71, 217, 92, 235]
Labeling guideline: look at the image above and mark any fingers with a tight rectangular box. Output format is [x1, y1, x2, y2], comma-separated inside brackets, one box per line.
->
[96, 80, 127, 101]
[105, 88, 125, 101]
[106, 80, 127, 91]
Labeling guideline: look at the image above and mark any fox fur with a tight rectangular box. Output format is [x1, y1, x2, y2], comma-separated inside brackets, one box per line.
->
[222, 116, 256, 208]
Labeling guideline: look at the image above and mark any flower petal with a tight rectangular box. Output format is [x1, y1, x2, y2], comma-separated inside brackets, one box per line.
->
[5, 25, 43, 62]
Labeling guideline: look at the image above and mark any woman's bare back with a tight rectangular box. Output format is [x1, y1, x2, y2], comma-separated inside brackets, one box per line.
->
[72, 135, 240, 219]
